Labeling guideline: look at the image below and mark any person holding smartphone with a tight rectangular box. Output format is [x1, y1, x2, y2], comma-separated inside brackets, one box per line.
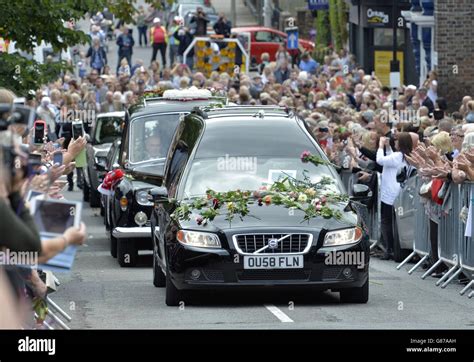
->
[376, 133, 413, 260]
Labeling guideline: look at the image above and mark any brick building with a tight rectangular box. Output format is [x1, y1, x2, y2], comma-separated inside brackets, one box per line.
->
[400, 0, 473, 110]
[434, 0, 474, 110]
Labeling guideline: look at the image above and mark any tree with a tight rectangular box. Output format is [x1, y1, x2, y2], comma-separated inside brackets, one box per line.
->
[0, 0, 171, 95]
[328, 0, 341, 52]
[337, 0, 348, 48]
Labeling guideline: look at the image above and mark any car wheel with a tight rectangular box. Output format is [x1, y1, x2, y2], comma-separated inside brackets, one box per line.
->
[117, 239, 137, 267]
[165, 266, 185, 306]
[340, 279, 369, 304]
[153, 251, 166, 288]
[109, 228, 117, 258]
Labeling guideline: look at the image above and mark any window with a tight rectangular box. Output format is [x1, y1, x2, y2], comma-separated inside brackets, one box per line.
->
[373, 28, 405, 47]
[129, 114, 181, 164]
[94, 117, 122, 144]
[255, 31, 273, 42]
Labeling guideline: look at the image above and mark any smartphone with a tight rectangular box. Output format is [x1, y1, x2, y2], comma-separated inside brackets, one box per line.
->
[72, 121, 84, 140]
[27, 153, 43, 176]
[53, 151, 63, 165]
[33, 120, 47, 144]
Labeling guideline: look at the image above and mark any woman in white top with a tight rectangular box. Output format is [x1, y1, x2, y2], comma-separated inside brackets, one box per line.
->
[376, 132, 413, 260]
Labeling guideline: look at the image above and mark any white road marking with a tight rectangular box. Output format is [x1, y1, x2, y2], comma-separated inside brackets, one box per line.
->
[264, 304, 294, 323]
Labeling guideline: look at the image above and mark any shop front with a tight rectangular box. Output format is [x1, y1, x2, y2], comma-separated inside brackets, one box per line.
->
[346, 0, 417, 87]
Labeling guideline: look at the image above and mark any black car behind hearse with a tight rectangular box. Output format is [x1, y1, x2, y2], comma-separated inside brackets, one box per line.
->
[149, 106, 371, 306]
[108, 88, 227, 267]
[84, 111, 125, 208]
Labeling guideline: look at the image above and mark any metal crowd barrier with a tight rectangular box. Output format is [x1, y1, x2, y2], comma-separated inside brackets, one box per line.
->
[431, 183, 461, 287]
[396, 176, 474, 297]
[396, 176, 431, 273]
[459, 182, 474, 296]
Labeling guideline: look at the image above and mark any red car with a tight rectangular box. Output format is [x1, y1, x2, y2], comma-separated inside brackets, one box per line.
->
[231, 26, 315, 65]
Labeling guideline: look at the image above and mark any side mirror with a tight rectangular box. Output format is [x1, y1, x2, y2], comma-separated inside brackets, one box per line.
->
[149, 186, 168, 203]
[95, 163, 107, 172]
[350, 183, 372, 201]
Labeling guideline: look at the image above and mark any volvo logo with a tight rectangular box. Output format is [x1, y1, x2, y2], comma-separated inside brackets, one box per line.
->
[267, 238, 279, 249]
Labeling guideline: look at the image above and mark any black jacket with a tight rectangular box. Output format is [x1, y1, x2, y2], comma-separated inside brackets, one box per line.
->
[422, 97, 435, 115]
[213, 19, 231, 37]
[174, 30, 194, 57]
[0, 192, 41, 253]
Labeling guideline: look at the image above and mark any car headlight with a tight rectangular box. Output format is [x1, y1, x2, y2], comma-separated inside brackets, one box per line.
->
[176, 230, 221, 248]
[134, 211, 148, 226]
[136, 190, 153, 206]
[323, 227, 363, 247]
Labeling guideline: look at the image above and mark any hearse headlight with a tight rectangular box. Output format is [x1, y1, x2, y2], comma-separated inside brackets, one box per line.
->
[136, 190, 153, 206]
[176, 230, 221, 248]
[323, 227, 363, 247]
[134, 211, 148, 226]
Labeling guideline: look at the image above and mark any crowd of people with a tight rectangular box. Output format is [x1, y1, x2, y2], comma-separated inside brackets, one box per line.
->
[2, 4, 474, 328]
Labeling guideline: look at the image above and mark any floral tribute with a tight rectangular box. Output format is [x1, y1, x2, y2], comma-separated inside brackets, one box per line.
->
[171, 151, 348, 225]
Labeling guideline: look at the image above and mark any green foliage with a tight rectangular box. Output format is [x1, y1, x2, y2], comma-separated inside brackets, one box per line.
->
[337, 0, 348, 47]
[0, 53, 70, 95]
[315, 9, 329, 48]
[328, 0, 341, 52]
[0, 0, 172, 94]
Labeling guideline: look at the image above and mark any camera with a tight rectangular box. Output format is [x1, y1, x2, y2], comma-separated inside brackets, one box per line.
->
[0, 103, 35, 132]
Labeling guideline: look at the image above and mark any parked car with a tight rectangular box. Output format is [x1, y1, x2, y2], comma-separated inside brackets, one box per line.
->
[149, 106, 370, 306]
[231, 26, 315, 66]
[108, 90, 227, 267]
[83, 111, 125, 208]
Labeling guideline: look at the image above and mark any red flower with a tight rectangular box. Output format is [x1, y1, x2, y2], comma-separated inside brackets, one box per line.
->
[300, 150, 311, 162]
[263, 195, 272, 205]
[196, 216, 204, 225]
[258, 198, 263, 206]
[212, 198, 220, 209]
[321, 196, 327, 204]
[206, 193, 212, 200]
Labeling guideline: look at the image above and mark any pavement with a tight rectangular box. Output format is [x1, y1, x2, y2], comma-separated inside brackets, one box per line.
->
[50, 188, 474, 329]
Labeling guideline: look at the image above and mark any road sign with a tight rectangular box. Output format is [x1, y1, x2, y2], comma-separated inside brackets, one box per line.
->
[285, 27, 298, 50]
[308, 0, 329, 11]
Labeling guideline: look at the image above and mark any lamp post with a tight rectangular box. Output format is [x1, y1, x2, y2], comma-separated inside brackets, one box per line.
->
[390, 0, 400, 114]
